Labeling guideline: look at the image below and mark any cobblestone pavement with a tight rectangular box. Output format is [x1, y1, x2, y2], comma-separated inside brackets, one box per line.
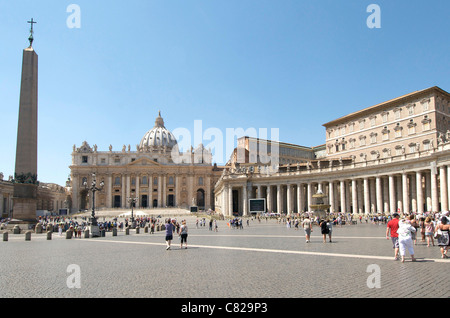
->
[1, 217, 449, 299]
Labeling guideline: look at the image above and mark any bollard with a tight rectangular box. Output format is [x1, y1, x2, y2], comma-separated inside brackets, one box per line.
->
[13, 225, 20, 234]
[125, 227, 129, 235]
[84, 229, 89, 238]
[112, 228, 117, 236]
[47, 231, 52, 240]
[47, 224, 53, 233]
[144, 226, 148, 233]
[66, 230, 73, 239]
[135, 227, 140, 234]
[3, 231, 8, 242]
[25, 231, 32, 241]
[35, 224, 42, 234]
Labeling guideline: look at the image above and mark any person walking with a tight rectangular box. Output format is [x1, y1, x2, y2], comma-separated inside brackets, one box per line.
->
[386, 213, 401, 261]
[179, 220, 188, 249]
[319, 219, 329, 243]
[165, 218, 174, 250]
[302, 216, 312, 243]
[327, 219, 333, 243]
[397, 218, 417, 263]
[424, 217, 435, 247]
[435, 216, 450, 259]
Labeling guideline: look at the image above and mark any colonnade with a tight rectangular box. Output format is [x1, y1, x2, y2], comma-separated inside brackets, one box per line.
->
[222, 164, 450, 216]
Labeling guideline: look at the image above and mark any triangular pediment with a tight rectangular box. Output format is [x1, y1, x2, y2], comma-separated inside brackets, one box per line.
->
[127, 157, 162, 166]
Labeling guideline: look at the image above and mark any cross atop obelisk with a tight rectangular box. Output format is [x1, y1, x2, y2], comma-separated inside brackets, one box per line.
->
[27, 18, 37, 47]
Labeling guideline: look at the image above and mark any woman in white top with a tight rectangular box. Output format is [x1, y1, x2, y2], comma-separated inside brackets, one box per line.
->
[397, 219, 417, 263]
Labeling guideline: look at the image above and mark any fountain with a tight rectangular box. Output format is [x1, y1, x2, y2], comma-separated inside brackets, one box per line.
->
[309, 190, 330, 219]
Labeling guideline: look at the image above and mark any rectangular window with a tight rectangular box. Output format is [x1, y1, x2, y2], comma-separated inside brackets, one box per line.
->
[82, 156, 88, 163]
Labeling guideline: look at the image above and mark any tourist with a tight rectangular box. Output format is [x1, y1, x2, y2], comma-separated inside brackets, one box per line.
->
[435, 217, 450, 259]
[319, 219, 329, 243]
[179, 220, 188, 249]
[424, 217, 435, 247]
[301, 216, 312, 243]
[165, 218, 174, 250]
[327, 219, 333, 243]
[397, 218, 417, 262]
[386, 213, 400, 261]
[409, 215, 419, 245]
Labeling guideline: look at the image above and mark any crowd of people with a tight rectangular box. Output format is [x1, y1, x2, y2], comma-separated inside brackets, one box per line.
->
[2, 209, 449, 261]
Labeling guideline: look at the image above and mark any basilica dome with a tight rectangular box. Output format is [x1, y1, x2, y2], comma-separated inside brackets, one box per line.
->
[139, 111, 178, 149]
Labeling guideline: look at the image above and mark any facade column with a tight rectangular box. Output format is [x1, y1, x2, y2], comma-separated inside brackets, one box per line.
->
[340, 180, 346, 213]
[383, 177, 389, 213]
[106, 174, 112, 208]
[351, 179, 357, 214]
[396, 175, 403, 213]
[126, 175, 131, 207]
[157, 175, 162, 207]
[71, 174, 79, 212]
[175, 175, 180, 208]
[389, 175, 396, 213]
[402, 173, 410, 214]
[376, 176, 383, 213]
[122, 174, 126, 208]
[162, 174, 167, 207]
[431, 167, 439, 212]
[257, 185, 262, 198]
[135, 175, 140, 208]
[363, 177, 370, 214]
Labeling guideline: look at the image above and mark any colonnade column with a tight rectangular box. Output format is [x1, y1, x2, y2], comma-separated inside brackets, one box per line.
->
[402, 173, 409, 214]
[364, 177, 370, 214]
[351, 179, 357, 214]
[297, 183, 303, 213]
[389, 175, 396, 213]
[439, 166, 448, 212]
[243, 184, 248, 216]
[431, 167, 439, 212]
[376, 176, 382, 213]
[228, 186, 233, 216]
[416, 171, 424, 214]
[329, 181, 334, 213]
[287, 184, 293, 215]
[340, 180, 346, 213]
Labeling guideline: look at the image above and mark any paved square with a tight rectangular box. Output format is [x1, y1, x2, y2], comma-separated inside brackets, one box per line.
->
[1, 217, 448, 299]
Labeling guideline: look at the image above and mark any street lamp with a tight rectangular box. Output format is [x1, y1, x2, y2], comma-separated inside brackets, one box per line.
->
[127, 194, 138, 229]
[83, 172, 104, 236]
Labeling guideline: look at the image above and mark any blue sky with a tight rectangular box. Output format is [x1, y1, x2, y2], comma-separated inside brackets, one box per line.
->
[1, 0, 449, 186]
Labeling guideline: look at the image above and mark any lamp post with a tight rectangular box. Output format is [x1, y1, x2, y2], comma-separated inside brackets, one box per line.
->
[83, 173, 104, 236]
[127, 194, 138, 229]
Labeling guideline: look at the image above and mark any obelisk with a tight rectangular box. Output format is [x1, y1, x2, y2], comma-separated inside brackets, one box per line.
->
[12, 19, 38, 224]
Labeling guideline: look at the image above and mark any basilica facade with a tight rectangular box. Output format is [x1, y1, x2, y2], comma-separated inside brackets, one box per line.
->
[69, 112, 223, 213]
[214, 86, 450, 216]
